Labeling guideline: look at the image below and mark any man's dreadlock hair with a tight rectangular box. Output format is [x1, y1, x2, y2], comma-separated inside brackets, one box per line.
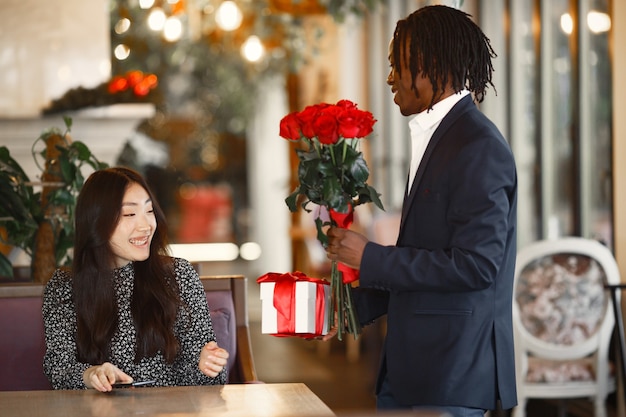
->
[393, 5, 496, 110]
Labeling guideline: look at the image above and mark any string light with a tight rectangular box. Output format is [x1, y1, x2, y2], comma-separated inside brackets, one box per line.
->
[587, 11, 611, 34]
[215, 1, 243, 31]
[114, 44, 131, 60]
[163, 16, 183, 41]
[148, 8, 167, 31]
[139, 0, 155, 9]
[560, 11, 611, 35]
[560, 13, 573, 35]
[114, 18, 131, 35]
[241, 35, 265, 62]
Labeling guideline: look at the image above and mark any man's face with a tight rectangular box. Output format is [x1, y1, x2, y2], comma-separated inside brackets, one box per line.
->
[386, 37, 434, 116]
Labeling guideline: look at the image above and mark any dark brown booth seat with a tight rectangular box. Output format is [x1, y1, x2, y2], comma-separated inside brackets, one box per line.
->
[0, 275, 258, 391]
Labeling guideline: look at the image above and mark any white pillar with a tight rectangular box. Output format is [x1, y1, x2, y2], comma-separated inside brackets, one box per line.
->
[246, 76, 292, 276]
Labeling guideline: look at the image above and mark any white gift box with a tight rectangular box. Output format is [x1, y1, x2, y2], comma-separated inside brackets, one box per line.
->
[259, 280, 330, 335]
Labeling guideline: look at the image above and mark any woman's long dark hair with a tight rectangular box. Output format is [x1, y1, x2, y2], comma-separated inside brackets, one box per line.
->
[72, 167, 181, 364]
[393, 5, 496, 109]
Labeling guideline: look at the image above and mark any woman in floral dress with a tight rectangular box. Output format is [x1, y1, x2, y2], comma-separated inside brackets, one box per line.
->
[43, 167, 228, 391]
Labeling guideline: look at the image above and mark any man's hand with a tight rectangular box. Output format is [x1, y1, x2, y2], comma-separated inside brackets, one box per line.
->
[326, 226, 369, 269]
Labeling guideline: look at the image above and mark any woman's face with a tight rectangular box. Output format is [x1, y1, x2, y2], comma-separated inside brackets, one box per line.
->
[110, 182, 157, 268]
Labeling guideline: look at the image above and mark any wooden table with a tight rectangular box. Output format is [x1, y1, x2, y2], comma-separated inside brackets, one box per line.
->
[0, 383, 335, 417]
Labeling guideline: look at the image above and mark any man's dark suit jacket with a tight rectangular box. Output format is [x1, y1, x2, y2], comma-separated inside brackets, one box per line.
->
[356, 95, 518, 410]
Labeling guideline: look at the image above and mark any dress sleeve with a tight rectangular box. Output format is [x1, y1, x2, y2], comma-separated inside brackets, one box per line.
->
[173, 258, 227, 385]
[42, 270, 91, 389]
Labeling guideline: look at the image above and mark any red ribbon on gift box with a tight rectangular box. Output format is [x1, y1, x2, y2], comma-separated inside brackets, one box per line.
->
[257, 271, 329, 338]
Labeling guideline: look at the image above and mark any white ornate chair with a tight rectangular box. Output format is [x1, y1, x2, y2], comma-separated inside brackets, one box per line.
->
[511, 237, 619, 417]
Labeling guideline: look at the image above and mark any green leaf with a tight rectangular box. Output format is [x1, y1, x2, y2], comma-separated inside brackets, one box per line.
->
[323, 177, 350, 212]
[63, 116, 73, 130]
[0, 182, 31, 221]
[345, 152, 369, 184]
[0, 253, 14, 278]
[314, 216, 329, 247]
[58, 157, 77, 184]
[71, 141, 91, 161]
[0, 147, 32, 183]
[296, 147, 320, 162]
[285, 188, 301, 212]
[359, 185, 385, 211]
[48, 188, 74, 206]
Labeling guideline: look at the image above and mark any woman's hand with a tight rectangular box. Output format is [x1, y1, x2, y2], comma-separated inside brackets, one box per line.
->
[83, 362, 133, 392]
[199, 341, 229, 377]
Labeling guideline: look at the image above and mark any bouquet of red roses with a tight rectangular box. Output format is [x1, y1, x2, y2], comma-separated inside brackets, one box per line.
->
[279, 99, 384, 340]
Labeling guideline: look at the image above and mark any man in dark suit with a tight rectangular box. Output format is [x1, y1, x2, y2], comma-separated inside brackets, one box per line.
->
[325, 5, 518, 417]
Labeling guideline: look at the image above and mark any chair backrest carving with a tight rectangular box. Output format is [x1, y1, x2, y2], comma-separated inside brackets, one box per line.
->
[516, 253, 609, 346]
[511, 237, 619, 417]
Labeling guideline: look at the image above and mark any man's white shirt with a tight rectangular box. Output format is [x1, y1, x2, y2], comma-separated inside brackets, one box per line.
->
[407, 90, 470, 193]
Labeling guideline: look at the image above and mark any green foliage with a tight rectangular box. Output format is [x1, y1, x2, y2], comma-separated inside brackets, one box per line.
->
[285, 138, 383, 247]
[321, 0, 384, 23]
[0, 117, 108, 279]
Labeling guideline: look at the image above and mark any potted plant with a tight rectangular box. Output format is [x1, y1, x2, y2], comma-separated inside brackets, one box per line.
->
[0, 117, 108, 283]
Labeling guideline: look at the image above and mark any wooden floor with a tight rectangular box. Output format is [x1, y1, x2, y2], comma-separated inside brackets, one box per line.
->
[249, 319, 619, 416]
[215, 261, 621, 416]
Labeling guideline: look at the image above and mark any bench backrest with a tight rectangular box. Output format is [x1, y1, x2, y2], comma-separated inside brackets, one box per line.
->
[0, 284, 52, 391]
[0, 274, 258, 390]
[200, 275, 258, 383]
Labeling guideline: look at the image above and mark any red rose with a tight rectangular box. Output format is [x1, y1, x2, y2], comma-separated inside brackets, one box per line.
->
[297, 104, 328, 138]
[337, 109, 376, 138]
[335, 99, 358, 110]
[355, 110, 376, 137]
[279, 112, 302, 141]
[313, 111, 339, 144]
[337, 109, 363, 138]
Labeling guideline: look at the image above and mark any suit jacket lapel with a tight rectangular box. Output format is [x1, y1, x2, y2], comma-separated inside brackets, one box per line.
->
[398, 95, 476, 238]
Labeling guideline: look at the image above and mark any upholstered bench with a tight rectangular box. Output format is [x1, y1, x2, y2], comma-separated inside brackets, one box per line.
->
[0, 283, 51, 391]
[0, 275, 257, 391]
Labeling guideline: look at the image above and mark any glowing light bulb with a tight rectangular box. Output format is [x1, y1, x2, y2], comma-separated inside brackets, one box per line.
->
[241, 35, 265, 62]
[114, 18, 131, 35]
[164, 16, 183, 41]
[148, 8, 167, 31]
[114, 44, 131, 60]
[139, 0, 155, 9]
[215, 1, 243, 32]
[560, 13, 573, 35]
[587, 11, 611, 34]
[239, 242, 262, 261]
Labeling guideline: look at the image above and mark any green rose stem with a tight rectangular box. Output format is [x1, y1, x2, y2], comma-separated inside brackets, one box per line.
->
[344, 280, 360, 337]
[330, 261, 344, 339]
[328, 235, 361, 341]
[329, 142, 337, 165]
